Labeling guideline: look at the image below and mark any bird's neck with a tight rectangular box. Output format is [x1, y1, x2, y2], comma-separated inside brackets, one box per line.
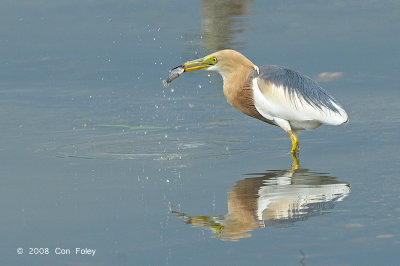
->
[221, 65, 255, 107]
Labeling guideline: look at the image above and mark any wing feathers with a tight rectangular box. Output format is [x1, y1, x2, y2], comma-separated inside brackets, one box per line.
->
[251, 65, 348, 129]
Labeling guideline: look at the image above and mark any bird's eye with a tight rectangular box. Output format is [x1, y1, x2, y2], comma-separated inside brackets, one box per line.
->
[212, 57, 218, 63]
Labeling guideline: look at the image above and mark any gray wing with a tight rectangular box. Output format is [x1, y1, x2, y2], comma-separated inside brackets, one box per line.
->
[254, 65, 343, 114]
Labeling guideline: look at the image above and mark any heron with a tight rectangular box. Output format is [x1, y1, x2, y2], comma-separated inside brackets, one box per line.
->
[168, 49, 348, 153]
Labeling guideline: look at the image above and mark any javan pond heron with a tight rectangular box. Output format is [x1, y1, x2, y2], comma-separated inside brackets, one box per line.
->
[166, 49, 348, 153]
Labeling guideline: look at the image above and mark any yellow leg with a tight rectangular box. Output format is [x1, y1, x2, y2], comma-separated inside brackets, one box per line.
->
[290, 152, 300, 171]
[287, 130, 299, 153]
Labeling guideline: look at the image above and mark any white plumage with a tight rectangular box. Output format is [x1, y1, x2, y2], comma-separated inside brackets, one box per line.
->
[252, 78, 348, 133]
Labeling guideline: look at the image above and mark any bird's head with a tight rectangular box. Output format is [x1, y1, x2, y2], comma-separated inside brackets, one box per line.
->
[183, 49, 256, 78]
[183, 54, 218, 72]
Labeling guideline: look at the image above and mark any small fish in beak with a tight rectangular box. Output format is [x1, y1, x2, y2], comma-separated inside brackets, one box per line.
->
[162, 65, 185, 87]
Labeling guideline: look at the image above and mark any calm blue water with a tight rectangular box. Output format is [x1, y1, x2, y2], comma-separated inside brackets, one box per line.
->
[1, 1, 399, 265]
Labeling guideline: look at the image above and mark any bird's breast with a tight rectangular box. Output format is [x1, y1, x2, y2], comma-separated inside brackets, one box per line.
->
[223, 78, 273, 124]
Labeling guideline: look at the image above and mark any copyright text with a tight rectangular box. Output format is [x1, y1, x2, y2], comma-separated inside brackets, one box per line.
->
[17, 247, 96, 256]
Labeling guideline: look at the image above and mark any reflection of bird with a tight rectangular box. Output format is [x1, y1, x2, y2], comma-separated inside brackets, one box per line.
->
[172, 167, 351, 241]
[182, 49, 348, 153]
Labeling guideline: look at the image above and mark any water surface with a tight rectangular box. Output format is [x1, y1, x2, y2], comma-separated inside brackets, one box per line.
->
[1, 0, 399, 265]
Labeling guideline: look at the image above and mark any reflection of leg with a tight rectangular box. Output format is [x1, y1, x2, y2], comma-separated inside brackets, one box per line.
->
[290, 152, 300, 171]
[287, 130, 299, 153]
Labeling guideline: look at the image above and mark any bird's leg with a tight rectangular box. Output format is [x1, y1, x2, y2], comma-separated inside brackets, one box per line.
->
[273, 118, 299, 153]
[290, 152, 300, 171]
[287, 130, 299, 153]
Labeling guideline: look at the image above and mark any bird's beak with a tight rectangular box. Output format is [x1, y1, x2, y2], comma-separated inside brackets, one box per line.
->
[183, 56, 215, 72]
